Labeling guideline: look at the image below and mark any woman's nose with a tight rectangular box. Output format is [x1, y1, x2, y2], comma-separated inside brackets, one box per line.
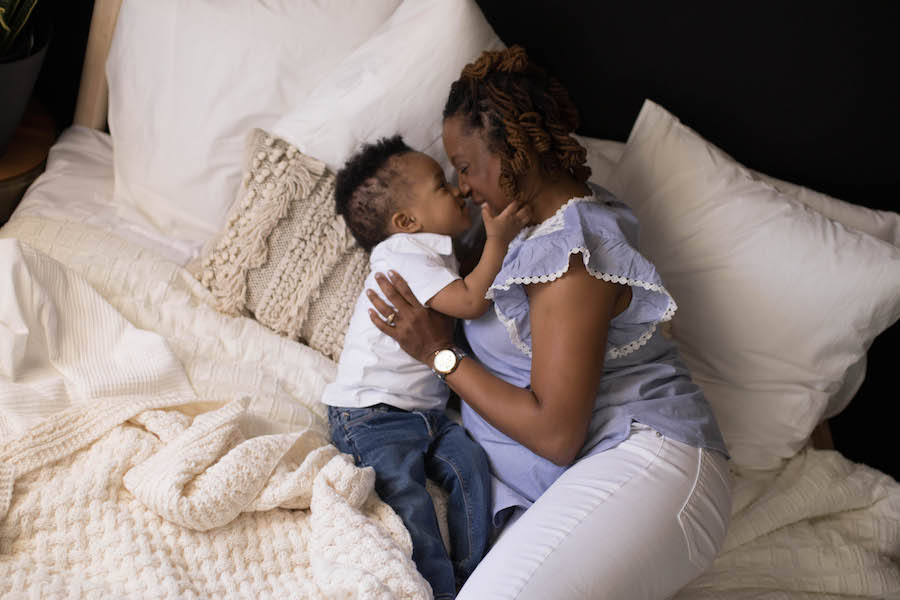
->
[456, 176, 471, 197]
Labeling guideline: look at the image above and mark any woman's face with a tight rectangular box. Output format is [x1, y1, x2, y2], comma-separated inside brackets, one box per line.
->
[442, 116, 511, 215]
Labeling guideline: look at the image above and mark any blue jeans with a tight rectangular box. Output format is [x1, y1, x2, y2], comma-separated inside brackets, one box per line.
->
[328, 404, 492, 600]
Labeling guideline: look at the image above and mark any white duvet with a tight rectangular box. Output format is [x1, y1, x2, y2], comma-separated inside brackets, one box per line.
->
[1, 216, 899, 599]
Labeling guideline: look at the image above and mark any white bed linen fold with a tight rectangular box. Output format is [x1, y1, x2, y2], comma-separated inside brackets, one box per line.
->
[12, 126, 202, 265]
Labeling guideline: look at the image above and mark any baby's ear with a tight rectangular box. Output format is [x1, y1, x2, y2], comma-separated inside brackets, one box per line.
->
[391, 211, 422, 234]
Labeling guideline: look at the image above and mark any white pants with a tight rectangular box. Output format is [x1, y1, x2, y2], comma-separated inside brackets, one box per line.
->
[457, 424, 732, 600]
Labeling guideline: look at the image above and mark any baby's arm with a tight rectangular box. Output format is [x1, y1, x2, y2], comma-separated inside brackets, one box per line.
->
[428, 201, 531, 319]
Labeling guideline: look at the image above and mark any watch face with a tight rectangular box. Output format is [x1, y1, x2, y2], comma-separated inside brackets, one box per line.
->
[433, 349, 457, 373]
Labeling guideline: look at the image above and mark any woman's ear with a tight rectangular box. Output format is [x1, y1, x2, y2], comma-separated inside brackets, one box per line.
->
[391, 211, 422, 234]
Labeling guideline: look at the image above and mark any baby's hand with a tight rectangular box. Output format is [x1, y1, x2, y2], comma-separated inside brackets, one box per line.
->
[483, 200, 532, 246]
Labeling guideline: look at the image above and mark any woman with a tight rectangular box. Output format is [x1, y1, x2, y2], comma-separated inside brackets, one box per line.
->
[366, 46, 732, 599]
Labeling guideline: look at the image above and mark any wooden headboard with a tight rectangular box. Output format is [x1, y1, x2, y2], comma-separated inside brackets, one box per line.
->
[72, 0, 121, 130]
[73, 1, 898, 478]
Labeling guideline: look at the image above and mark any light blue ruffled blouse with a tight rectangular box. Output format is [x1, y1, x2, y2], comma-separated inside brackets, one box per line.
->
[461, 183, 728, 526]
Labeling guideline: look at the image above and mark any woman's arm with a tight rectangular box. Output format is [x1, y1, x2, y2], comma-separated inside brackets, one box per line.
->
[369, 254, 627, 466]
[448, 254, 622, 465]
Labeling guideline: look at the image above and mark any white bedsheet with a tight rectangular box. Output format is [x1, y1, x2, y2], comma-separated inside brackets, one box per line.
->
[12, 126, 202, 266]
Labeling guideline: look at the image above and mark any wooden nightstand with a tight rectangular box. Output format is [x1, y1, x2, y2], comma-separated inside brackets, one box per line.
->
[0, 99, 56, 226]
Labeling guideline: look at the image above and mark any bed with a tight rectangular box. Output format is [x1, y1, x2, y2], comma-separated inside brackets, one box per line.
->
[1, 1, 899, 598]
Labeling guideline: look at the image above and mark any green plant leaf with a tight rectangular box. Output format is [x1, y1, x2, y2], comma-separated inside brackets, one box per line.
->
[0, 0, 16, 35]
[0, 0, 40, 57]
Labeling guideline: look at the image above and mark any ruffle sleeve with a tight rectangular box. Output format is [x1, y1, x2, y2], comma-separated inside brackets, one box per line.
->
[486, 187, 676, 360]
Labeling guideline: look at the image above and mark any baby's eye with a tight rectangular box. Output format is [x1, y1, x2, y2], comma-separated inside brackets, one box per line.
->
[459, 166, 469, 175]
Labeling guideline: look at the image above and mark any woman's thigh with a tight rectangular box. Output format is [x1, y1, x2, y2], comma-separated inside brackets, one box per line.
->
[457, 425, 732, 600]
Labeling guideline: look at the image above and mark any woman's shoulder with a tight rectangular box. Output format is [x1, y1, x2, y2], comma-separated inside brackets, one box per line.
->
[562, 183, 639, 245]
[494, 184, 651, 288]
[487, 183, 677, 361]
[515, 184, 637, 249]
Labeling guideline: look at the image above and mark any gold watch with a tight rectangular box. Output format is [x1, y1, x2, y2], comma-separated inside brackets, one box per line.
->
[432, 346, 467, 381]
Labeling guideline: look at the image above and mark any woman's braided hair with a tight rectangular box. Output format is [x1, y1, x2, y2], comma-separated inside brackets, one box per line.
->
[443, 45, 590, 201]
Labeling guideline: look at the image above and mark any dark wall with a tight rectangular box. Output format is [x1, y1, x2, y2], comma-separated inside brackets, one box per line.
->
[474, 1, 898, 211]
[475, 0, 899, 480]
[33, 0, 95, 133]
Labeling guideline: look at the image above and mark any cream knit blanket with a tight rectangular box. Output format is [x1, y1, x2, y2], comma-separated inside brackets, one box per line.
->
[0, 231, 432, 599]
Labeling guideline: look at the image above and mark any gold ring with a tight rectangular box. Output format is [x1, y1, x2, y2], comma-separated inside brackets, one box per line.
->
[386, 312, 396, 326]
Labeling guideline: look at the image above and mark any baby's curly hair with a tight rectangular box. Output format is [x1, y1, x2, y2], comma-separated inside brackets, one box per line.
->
[443, 45, 590, 201]
[335, 135, 413, 253]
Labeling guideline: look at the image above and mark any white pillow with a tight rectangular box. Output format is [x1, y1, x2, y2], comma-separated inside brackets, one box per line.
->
[576, 134, 626, 190]
[106, 0, 401, 245]
[751, 171, 900, 248]
[746, 171, 900, 419]
[606, 99, 900, 470]
[579, 133, 900, 420]
[271, 0, 504, 175]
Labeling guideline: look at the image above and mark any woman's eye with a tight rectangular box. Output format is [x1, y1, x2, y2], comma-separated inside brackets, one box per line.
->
[460, 166, 469, 175]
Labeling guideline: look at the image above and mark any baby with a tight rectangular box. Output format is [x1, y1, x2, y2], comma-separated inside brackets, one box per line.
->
[321, 135, 529, 598]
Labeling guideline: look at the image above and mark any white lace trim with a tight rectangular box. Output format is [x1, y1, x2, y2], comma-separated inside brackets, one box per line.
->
[489, 247, 677, 360]
[493, 303, 532, 357]
[519, 194, 596, 244]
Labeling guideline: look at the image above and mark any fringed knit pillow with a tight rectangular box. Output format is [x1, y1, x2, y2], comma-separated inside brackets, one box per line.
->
[193, 129, 369, 360]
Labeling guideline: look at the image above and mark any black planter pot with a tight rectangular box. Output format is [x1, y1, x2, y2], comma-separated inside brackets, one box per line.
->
[0, 25, 51, 155]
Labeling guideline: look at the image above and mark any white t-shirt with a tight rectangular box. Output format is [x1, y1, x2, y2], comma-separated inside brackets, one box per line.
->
[320, 233, 461, 411]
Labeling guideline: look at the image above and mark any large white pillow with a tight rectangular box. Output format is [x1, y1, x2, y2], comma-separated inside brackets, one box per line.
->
[579, 133, 900, 420]
[746, 171, 900, 420]
[106, 0, 401, 245]
[606, 99, 900, 470]
[576, 135, 627, 191]
[580, 135, 900, 248]
[751, 171, 900, 249]
[271, 0, 504, 175]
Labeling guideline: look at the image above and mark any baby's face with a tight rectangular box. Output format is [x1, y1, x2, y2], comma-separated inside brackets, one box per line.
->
[399, 152, 472, 238]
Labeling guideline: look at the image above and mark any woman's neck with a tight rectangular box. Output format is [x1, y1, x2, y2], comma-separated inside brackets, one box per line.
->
[522, 171, 592, 225]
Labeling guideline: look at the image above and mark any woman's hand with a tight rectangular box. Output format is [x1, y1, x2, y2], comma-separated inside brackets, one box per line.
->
[367, 271, 456, 365]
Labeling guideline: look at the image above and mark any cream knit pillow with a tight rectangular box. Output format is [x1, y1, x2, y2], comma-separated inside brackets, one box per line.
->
[193, 129, 368, 360]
